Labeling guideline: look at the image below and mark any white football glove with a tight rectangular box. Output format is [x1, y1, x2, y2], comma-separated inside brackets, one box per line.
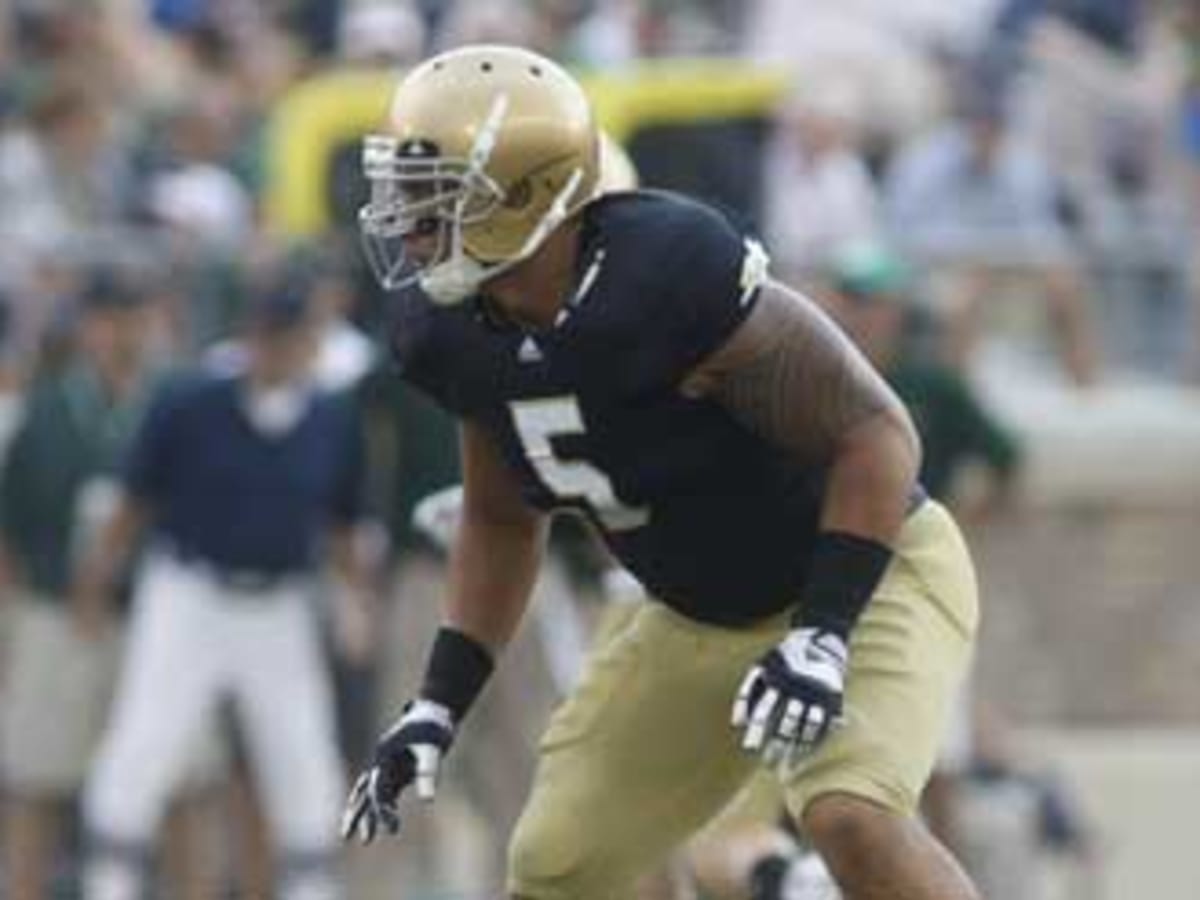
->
[732, 628, 848, 767]
[340, 698, 455, 844]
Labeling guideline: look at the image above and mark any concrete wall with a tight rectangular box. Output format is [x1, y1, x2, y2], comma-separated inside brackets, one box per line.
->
[1025, 728, 1200, 900]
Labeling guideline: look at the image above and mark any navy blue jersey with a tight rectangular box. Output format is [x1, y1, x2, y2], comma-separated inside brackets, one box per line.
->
[393, 190, 828, 627]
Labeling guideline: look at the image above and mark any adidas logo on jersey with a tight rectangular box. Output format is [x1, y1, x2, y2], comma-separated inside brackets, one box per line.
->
[518, 336, 544, 363]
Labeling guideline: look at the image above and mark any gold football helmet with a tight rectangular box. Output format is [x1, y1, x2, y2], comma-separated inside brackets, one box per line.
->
[360, 44, 600, 304]
[597, 131, 638, 193]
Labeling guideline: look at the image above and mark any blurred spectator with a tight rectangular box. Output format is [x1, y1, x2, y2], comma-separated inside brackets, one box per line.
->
[0, 295, 26, 469]
[146, 164, 253, 253]
[623, 0, 730, 58]
[761, 82, 881, 287]
[884, 71, 1068, 265]
[143, 87, 252, 211]
[0, 269, 210, 900]
[1006, 2, 1184, 230]
[134, 89, 261, 351]
[336, 0, 428, 67]
[144, 160, 255, 351]
[1170, 1, 1200, 380]
[1076, 114, 1194, 378]
[566, 0, 641, 68]
[199, 247, 383, 896]
[205, 247, 375, 393]
[286, 0, 349, 60]
[741, 1, 951, 142]
[956, 708, 1099, 900]
[883, 72, 1101, 385]
[140, 86, 250, 182]
[145, 69, 270, 202]
[148, 0, 213, 35]
[1057, 0, 1144, 56]
[1177, 2, 1200, 167]
[987, 0, 1149, 75]
[77, 272, 374, 900]
[150, 7, 302, 194]
[746, 0, 953, 59]
[825, 242, 1023, 516]
[437, 0, 539, 51]
[0, 75, 135, 291]
[6, 1, 131, 99]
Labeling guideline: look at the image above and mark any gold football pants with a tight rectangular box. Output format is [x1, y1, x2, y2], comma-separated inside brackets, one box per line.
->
[508, 500, 979, 899]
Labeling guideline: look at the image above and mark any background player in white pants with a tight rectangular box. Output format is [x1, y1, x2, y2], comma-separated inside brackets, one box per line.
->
[75, 271, 375, 900]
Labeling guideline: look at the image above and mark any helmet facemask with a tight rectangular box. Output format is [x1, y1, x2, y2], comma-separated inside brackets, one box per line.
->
[359, 124, 504, 304]
[360, 93, 586, 305]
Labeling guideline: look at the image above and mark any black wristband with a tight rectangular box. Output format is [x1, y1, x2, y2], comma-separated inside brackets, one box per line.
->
[793, 531, 894, 637]
[420, 627, 495, 721]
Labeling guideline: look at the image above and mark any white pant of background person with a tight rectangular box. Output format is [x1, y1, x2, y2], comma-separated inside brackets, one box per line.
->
[82, 552, 346, 900]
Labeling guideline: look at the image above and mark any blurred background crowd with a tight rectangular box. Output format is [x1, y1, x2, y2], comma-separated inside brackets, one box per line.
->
[1, 0, 1200, 898]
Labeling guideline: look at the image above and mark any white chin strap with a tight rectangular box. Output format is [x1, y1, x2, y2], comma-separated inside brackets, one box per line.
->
[419, 255, 492, 306]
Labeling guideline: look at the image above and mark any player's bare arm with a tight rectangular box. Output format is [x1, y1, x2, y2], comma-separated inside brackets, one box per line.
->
[343, 421, 549, 843]
[684, 280, 921, 544]
[447, 420, 549, 654]
[702, 281, 923, 761]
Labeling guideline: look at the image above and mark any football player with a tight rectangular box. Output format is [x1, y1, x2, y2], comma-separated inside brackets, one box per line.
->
[342, 44, 981, 900]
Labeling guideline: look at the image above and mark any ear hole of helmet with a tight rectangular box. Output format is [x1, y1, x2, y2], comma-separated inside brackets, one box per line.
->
[503, 178, 532, 210]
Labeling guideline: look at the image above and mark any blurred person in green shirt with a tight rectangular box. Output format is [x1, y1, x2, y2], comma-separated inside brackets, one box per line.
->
[0, 268, 210, 900]
[825, 242, 1023, 516]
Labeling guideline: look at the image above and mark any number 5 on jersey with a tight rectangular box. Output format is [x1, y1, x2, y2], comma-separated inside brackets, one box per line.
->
[509, 396, 648, 531]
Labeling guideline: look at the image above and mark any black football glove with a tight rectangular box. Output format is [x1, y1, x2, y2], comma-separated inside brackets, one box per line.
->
[340, 699, 455, 844]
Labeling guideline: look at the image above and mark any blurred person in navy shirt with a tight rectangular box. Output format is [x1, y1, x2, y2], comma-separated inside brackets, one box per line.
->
[74, 268, 375, 900]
